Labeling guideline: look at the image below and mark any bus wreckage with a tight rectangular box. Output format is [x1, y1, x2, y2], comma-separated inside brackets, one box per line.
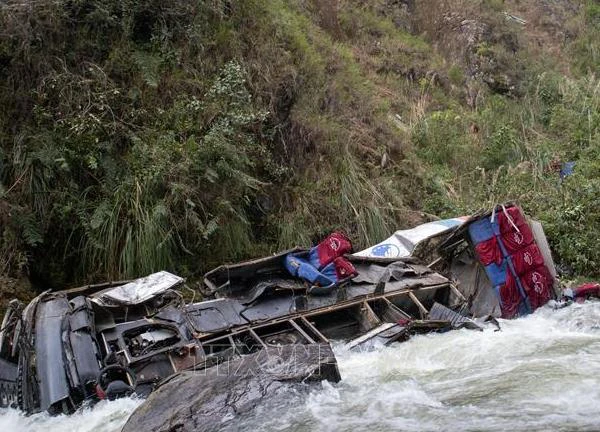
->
[0, 204, 561, 417]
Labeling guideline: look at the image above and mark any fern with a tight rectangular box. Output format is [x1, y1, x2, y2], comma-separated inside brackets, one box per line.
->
[132, 50, 163, 88]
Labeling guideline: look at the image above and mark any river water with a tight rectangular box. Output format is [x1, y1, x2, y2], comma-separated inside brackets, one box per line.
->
[2, 301, 600, 432]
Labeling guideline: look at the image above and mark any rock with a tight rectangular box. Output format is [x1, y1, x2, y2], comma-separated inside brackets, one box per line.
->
[121, 344, 340, 432]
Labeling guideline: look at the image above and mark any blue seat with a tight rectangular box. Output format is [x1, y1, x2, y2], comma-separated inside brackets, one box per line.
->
[468, 217, 494, 243]
[284, 254, 335, 288]
[484, 259, 507, 287]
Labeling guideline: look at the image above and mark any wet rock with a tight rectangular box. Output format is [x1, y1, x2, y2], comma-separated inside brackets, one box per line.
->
[121, 344, 340, 432]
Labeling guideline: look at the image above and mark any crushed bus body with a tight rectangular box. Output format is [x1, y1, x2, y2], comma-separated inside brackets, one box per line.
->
[0, 203, 562, 417]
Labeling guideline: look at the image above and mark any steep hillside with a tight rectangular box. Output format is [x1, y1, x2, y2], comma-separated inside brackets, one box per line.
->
[0, 0, 598, 303]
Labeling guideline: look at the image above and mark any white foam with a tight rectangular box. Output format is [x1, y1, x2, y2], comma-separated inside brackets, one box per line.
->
[239, 301, 600, 432]
[0, 397, 142, 432]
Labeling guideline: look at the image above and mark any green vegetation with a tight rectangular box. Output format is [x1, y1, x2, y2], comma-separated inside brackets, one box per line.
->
[0, 0, 599, 297]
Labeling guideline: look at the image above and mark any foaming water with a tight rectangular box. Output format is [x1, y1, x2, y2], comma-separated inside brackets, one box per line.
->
[3, 302, 600, 432]
[0, 397, 142, 432]
[237, 302, 600, 432]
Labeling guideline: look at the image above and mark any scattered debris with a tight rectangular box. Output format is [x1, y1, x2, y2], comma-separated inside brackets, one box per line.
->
[560, 161, 576, 181]
[562, 282, 600, 302]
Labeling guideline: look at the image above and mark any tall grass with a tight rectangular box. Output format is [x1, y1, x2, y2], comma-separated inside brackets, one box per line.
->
[80, 180, 175, 279]
[336, 150, 391, 248]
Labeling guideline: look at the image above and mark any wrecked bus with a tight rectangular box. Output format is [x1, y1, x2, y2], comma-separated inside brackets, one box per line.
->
[0, 203, 557, 415]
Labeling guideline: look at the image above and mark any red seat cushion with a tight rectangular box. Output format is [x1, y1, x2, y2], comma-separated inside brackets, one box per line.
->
[500, 223, 534, 254]
[475, 236, 503, 266]
[499, 271, 523, 319]
[573, 283, 600, 299]
[309, 232, 352, 269]
[498, 206, 527, 234]
[520, 266, 553, 310]
[511, 243, 545, 276]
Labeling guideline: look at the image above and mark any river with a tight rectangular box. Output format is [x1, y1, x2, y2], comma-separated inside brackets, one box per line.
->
[2, 301, 600, 432]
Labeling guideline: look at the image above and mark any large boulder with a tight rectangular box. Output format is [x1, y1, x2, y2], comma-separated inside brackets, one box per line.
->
[122, 344, 340, 432]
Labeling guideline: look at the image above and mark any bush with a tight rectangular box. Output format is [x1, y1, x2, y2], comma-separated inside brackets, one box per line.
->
[540, 174, 600, 277]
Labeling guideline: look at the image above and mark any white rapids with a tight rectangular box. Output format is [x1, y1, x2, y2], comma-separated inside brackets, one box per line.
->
[2, 301, 600, 432]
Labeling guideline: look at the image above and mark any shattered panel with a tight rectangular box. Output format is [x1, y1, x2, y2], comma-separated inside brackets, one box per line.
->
[91, 271, 183, 306]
